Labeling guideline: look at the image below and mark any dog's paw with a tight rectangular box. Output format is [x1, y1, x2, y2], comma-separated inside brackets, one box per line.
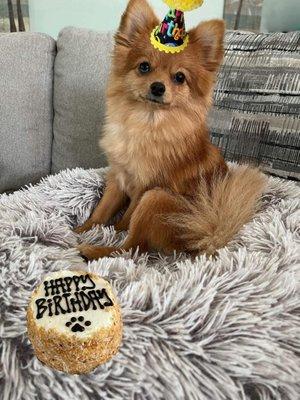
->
[77, 243, 96, 260]
[77, 243, 117, 260]
[74, 220, 96, 234]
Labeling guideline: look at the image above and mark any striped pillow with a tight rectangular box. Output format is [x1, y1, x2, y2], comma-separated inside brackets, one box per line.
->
[210, 31, 300, 180]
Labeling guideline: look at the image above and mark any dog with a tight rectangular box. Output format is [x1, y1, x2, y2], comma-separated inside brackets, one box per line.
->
[76, 0, 266, 260]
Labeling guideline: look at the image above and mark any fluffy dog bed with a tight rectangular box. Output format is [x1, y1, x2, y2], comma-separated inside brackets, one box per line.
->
[0, 167, 299, 400]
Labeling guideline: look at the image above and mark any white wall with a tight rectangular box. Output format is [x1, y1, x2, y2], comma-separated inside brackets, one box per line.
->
[260, 0, 300, 32]
[29, 0, 225, 38]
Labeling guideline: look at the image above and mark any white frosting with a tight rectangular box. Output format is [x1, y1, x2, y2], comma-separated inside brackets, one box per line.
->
[30, 270, 115, 339]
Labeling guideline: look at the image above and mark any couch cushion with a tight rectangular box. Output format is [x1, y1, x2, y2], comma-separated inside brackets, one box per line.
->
[51, 27, 113, 173]
[210, 30, 300, 180]
[0, 32, 56, 193]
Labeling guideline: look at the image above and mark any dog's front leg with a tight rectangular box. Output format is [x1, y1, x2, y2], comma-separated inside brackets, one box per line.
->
[114, 192, 142, 232]
[74, 173, 127, 233]
[78, 187, 187, 260]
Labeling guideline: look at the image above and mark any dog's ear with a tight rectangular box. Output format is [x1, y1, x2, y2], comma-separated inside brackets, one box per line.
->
[115, 0, 158, 47]
[189, 20, 225, 72]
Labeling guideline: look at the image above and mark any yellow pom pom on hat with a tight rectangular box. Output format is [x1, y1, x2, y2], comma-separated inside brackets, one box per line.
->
[150, 0, 205, 54]
[163, 0, 204, 12]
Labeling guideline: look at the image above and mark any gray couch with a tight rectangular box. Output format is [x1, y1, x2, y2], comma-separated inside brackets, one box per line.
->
[0, 27, 112, 193]
[0, 27, 299, 194]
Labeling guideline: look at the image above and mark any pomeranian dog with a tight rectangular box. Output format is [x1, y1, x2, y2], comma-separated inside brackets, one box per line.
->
[76, 0, 266, 260]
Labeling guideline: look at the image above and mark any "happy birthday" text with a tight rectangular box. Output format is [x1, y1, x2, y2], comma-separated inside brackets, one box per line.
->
[35, 274, 114, 319]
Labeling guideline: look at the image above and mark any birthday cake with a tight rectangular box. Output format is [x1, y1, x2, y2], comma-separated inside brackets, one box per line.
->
[27, 270, 122, 374]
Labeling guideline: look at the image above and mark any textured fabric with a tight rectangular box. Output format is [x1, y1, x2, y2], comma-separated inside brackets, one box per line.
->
[0, 32, 56, 193]
[209, 30, 300, 180]
[51, 27, 113, 174]
[0, 166, 299, 400]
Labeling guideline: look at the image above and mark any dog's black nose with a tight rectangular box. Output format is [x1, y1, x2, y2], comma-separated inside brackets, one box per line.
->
[150, 82, 166, 97]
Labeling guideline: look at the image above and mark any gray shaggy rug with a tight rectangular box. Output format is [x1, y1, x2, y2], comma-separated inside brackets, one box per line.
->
[0, 167, 299, 400]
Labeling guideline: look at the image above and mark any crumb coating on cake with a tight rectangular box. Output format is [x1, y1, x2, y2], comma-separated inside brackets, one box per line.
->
[27, 270, 122, 374]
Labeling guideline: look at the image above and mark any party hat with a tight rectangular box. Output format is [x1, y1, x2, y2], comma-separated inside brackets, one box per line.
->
[150, 0, 204, 54]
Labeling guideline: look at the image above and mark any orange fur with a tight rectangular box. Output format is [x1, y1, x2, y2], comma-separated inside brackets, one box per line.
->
[76, 0, 266, 260]
[167, 166, 267, 256]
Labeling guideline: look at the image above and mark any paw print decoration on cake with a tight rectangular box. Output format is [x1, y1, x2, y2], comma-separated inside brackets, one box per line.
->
[66, 316, 91, 332]
[27, 270, 123, 374]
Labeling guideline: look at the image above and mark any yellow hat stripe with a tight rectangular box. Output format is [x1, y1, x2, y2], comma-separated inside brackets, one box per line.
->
[150, 29, 189, 54]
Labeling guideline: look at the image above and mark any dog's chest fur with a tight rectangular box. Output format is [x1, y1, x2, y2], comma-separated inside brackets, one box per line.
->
[101, 110, 191, 196]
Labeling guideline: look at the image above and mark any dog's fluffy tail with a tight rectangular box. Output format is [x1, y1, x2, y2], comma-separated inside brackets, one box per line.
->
[172, 165, 267, 255]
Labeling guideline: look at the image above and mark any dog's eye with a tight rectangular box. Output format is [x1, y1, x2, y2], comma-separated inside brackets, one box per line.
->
[138, 62, 151, 74]
[174, 72, 185, 84]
